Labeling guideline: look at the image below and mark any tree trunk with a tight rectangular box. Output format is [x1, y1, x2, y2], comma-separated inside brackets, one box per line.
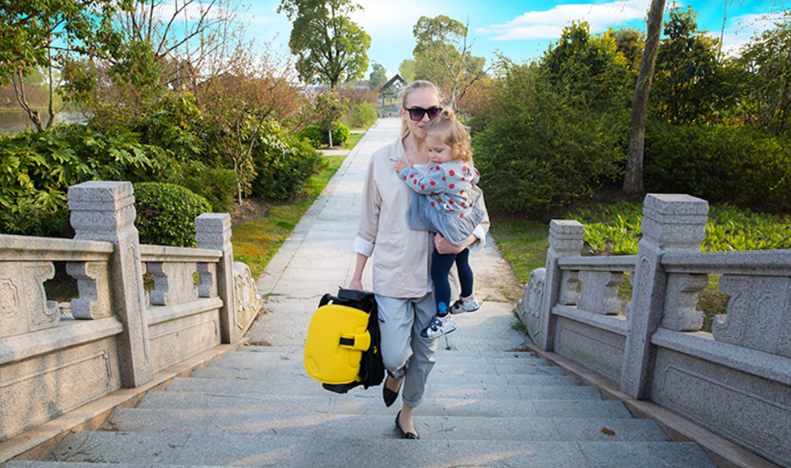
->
[624, 0, 666, 194]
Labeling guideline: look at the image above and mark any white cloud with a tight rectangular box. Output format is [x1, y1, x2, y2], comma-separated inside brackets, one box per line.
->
[478, 0, 649, 41]
[719, 11, 785, 57]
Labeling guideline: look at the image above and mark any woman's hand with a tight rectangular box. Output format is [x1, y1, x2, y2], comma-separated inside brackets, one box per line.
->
[393, 158, 411, 173]
[434, 233, 475, 254]
[349, 278, 364, 291]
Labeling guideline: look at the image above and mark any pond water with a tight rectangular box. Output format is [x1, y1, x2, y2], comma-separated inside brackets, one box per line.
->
[0, 111, 86, 134]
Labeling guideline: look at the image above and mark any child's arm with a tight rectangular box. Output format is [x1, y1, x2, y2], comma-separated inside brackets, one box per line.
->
[398, 165, 448, 195]
[466, 160, 480, 185]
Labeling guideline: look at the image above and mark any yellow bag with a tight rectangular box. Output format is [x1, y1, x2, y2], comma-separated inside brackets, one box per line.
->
[303, 289, 384, 393]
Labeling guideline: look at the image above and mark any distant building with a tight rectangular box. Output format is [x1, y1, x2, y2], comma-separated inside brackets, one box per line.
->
[378, 74, 408, 118]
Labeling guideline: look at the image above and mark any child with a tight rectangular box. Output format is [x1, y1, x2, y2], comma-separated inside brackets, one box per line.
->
[393, 109, 484, 339]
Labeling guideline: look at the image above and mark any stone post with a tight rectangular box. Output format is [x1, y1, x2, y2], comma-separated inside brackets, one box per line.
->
[536, 220, 584, 351]
[68, 181, 153, 387]
[620, 194, 708, 399]
[196, 213, 238, 344]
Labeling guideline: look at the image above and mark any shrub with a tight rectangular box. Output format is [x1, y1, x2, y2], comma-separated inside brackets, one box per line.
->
[330, 122, 350, 146]
[133, 182, 211, 247]
[473, 63, 627, 216]
[163, 159, 236, 212]
[251, 121, 327, 200]
[297, 122, 350, 147]
[298, 125, 324, 147]
[644, 121, 791, 211]
[344, 102, 378, 129]
[0, 124, 163, 237]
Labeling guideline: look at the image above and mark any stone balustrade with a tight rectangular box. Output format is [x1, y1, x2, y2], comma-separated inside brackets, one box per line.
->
[518, 193, 791, 467]
[0, 181, 261, 443]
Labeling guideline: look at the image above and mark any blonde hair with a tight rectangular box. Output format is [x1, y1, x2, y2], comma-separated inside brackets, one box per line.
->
[400, 80, 444, 138]
[425, 108, 473, 162]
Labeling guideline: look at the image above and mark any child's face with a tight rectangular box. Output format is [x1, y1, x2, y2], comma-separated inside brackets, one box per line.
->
[426, 135, 453, 164]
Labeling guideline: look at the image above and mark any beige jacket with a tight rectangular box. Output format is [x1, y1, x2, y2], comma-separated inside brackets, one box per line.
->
[354, 137, 489, 298]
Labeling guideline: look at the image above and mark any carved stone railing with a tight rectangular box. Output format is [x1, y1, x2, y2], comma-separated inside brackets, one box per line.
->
[0, 181, 262, 443]
[521, 194, 791, 467]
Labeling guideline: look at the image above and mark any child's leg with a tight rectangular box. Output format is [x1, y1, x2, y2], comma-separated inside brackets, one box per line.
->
[421, 247, 458, 338]
[430, 247, 457, 314]
[450, 248, 481, 314]
[455, 248, 474, 298]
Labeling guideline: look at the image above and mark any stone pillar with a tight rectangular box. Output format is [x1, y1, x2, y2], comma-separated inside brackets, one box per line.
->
[196, 213, 237, 344]
[620, 194, 708, 399]
[68, 181, 153, 387]
[536, 220, 584, 351]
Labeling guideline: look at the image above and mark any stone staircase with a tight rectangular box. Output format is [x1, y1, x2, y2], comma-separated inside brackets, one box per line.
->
[5, 345, 717, 468]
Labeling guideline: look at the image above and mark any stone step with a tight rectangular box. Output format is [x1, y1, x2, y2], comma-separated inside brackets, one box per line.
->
[104, 409, 669, 441]
[166, 376, 587, 400]
[199, 363, 567, 382]
[212, 352, 555, 373]
[233, 346, 541, 361]
[36, 431, 717, 468]
[188, 366, 572, 384]
[6, 464, 224, 468]
[136, 392, 624, 419]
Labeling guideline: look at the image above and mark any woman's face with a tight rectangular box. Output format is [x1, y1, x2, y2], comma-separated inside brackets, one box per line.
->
[401, 88, 441, 140]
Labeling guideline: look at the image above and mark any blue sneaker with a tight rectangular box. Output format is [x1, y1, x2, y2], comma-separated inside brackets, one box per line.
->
[421, 314, 457, 339]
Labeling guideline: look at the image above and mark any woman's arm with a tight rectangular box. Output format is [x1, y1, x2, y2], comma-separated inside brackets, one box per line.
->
[349, 253, 368, 291]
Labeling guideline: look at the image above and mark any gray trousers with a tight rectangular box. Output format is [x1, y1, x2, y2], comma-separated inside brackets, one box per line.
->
[375, 292, 439, 408]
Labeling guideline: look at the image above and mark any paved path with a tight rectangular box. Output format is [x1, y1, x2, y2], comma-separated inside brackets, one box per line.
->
[249, 117, 526, 352]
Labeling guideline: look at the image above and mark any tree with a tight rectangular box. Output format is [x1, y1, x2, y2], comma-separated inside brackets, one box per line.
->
[607, 27, 646, 71]
[369, 62, 387, 89]
[399, 59, 416, 82]
[738, 12, 791, 136]
[195, 53, 302, 204]
[651, 7, 725, 125]
[278, 0, 371, 88]
[412, 15, 487, 111]
[542, 21, 629, 111]
[623, 0, 666, 194]
[0, 0, 133, 131]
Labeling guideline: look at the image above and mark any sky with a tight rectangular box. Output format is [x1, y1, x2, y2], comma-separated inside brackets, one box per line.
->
[241, 0, 786, 78]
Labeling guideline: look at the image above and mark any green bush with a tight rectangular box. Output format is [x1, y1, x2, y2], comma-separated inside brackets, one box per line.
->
[133, 182, 211, 247]
[163, 159, 236, 212]
[298, 125, 325, 148]
[344, 102, 378, 129]
[644, 122, 791, 211]
[0, 124, 163, 237]
[297, 123, 350, 147]
[473, 63, 626, 216]
[251, 121, 328, 200]
[330, 122, 350, 146]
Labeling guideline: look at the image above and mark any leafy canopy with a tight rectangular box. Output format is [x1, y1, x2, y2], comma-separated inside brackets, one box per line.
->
[278, 0, 371, 88]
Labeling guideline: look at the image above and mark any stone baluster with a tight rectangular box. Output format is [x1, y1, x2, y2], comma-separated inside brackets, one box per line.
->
[68, 181, 153, 388]
[195, 213, 237, 344]
[620, 194, 708, 399]
[536, 220, 584, 351]
[578, 270, 625, 315]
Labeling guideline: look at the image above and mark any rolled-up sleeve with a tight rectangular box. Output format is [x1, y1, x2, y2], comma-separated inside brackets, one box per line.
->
[354, 156, 381, 257]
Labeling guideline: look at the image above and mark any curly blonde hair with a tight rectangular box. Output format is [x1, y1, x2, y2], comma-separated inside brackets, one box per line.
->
[425, 108, 473, 162]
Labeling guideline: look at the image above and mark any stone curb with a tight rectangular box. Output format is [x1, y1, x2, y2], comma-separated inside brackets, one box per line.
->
[0, 339, 249, 464]
[524, 343, 780, 468]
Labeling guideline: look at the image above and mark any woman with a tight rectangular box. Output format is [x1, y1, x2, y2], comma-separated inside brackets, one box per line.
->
[349, 80, 489, 439]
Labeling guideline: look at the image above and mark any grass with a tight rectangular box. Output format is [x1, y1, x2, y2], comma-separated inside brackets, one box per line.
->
[231, 154, 346, 279]
[488, 216, 549, 284]
[489, 202, 791, 333]
[317, 131, 366, 151]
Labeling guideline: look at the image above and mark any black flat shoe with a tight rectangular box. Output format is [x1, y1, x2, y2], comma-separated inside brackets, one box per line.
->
[383, 376, 402, 408]
[395, 410, 419, 439]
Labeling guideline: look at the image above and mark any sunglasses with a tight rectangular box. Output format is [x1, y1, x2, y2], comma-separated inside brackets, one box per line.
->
[404, 106, 442, 121]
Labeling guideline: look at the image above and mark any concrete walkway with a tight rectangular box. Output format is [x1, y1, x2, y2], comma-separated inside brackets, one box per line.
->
[249, 117, 527, 352]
